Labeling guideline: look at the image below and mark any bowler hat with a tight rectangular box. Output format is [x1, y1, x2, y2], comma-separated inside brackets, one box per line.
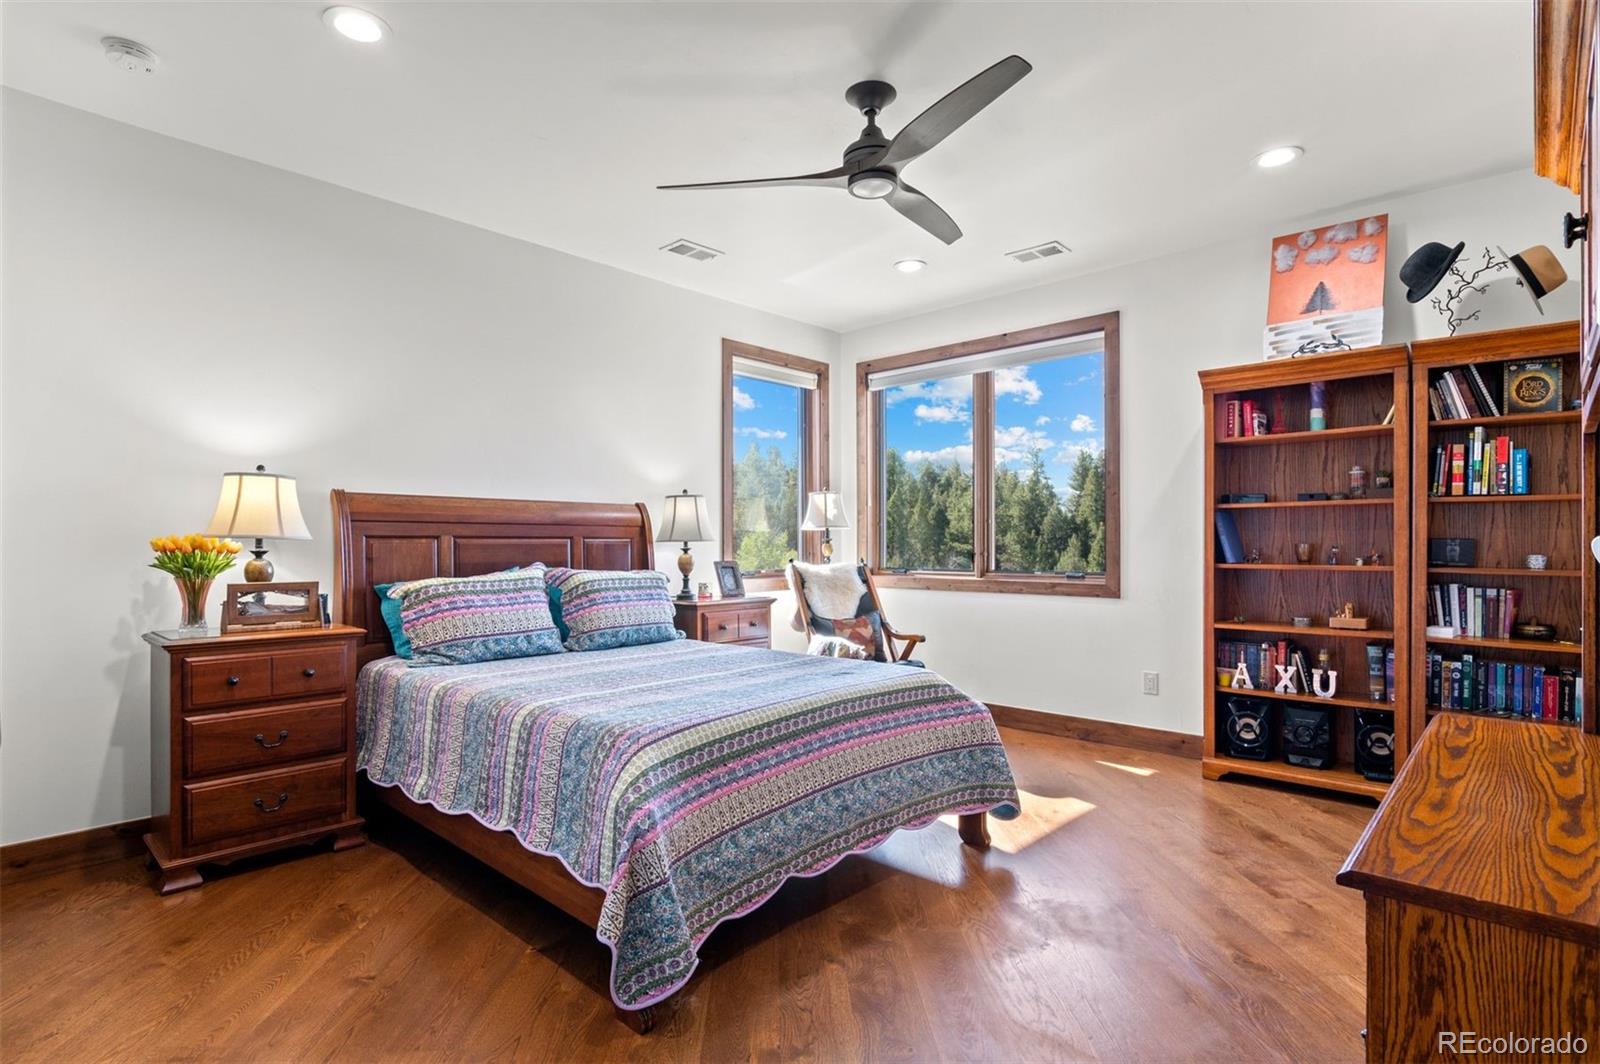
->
[1400, 241, 1465, 303]
[1498, 244, 1568, 315]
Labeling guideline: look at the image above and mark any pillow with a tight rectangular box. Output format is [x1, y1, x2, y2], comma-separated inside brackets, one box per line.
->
[386, 566, 563, 665]
[807, 634, 870, 659]
[372, 582, 413, 659]
[825, 614, 886, 662]
[545, 567, 683, 652]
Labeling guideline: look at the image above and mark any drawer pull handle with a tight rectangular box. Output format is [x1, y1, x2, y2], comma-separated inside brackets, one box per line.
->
[255, 729, 290, 749]
[718, 623, 730, 631]
[226, 675, 241, 686]
[302, 667, 317, 678]
[254, 792, 290, 814]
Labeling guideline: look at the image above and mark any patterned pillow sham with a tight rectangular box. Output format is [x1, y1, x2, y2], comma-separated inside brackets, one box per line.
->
[544, 567, 683, 652]
[386, 566, 563, 665]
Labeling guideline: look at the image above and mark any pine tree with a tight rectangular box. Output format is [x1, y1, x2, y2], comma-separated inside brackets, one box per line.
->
[1302, 281, 1335, 314]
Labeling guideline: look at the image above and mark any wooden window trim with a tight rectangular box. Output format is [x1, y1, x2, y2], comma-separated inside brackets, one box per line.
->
[722, 339, 831, 589]
[854, 312, 1121, 599]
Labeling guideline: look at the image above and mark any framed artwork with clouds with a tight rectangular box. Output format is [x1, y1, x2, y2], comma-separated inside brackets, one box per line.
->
[1264, 214, 1388, 359]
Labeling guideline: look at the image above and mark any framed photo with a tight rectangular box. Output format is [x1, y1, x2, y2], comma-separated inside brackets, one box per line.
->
[712, 561, 745, 599]
[222, 581, 323, 632]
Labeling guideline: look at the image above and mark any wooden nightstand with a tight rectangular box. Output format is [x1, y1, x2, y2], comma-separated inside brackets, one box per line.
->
[673, 595, 776, 649]
[142, 624, 366, 894]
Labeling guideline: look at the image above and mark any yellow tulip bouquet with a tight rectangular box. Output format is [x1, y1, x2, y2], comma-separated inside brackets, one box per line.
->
[150, 534, 242, 631]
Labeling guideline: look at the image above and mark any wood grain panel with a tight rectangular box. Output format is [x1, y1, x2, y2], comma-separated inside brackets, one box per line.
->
[452, 536, 572, 574]
[580, 536, 635, 571]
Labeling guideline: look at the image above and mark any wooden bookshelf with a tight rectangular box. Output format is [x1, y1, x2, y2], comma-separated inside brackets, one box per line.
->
[1200, 346, 1410, 799]
[1409, 322, 1596, 737]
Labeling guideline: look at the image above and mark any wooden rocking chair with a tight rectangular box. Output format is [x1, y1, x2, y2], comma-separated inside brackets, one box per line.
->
[786, 561, 926, 664]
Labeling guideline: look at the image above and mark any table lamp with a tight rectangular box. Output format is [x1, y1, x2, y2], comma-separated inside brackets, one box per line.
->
[801, 489, 849, 563]
[657, 489, 712, 601]
[204, 464, 312, 581]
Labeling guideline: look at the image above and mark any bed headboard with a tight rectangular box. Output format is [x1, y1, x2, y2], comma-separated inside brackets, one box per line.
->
[331, 490, 656, 667]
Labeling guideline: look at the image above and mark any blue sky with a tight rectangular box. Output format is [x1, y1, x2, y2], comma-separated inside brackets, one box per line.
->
[883, 350, 1105, 496]
[731, 375, 802, 463]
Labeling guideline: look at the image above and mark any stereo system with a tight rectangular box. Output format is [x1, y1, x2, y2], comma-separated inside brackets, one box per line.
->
[1355, 709, 1396, 782]
[1223, 697, 1275, 760]
[1280, 704, 1334, 769]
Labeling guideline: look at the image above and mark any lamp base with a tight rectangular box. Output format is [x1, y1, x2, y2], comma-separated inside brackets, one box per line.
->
[676, 544, 695, 600]
[244, 544, 274, 583]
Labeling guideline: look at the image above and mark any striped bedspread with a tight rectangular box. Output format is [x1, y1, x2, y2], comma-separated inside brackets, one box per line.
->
[356, 639, 1020, 1010]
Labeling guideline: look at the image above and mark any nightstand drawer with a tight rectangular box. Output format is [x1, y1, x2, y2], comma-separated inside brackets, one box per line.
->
[270, 646, 347, 698]
[184, 758, 348, 846]
[737, 609, 770, 642]
[186, 654, 273, 707]
[701, 613, 743, 643]
[183, 698, 347, 778]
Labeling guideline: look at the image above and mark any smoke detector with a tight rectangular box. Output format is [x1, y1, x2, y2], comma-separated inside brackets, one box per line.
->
[102, 37, 160, 74]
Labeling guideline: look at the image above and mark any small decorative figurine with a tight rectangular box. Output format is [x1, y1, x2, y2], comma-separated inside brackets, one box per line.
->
[1375, 469, 1393, 490]
[1295, 542, 1314, 564]
[1274, 663, 1300, 694]
[1292, 615, 1312, 627]
[1309, 380, 1327, 431]
[1348, 464, 1368, 498]
[1312, 648, 1338, 699]
[1326, 545, 1341, 565]
[697, 581, 712, 601]
[1231, 661, 1255, 690]
[1365, 548, 1383, 566]
[1246, 547, 1262, 564]
[1328, 601, 1370, 630]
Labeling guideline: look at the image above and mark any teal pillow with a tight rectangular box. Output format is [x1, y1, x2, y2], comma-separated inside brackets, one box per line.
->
[547, 583, 570, 641]
[372, 582, 413, 659]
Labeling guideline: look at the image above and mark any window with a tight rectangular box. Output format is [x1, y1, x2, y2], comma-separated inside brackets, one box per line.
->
[857, 313, 1119, 597]
[722, 340, 830, 582]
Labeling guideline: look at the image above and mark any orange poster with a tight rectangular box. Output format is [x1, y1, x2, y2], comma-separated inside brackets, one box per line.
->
[1264, 214, 1387, 359]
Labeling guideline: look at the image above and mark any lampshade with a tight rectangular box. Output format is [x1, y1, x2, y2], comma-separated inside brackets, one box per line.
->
[801, 491, 849, 531]
[656, 490, 713, 543]
[204, 465, 312, 540]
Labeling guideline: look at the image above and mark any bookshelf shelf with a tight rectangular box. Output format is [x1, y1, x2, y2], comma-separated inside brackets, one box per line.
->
[1216, 563, 1393, 572]
[1201, 346, 1410, 800]
[1212, 685, 1383, 711]
[1216, 621, 1395, 640]
[1215, 424, 1393, 446]
[1424, 634, 1583, 656]
[1410, 322, 1593, 737]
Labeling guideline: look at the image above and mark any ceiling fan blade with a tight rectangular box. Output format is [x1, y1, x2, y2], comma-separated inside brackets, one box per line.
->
[886, 182, 962, 245]
[657, 166, 849, 191]
[877, 55, 1032, 170]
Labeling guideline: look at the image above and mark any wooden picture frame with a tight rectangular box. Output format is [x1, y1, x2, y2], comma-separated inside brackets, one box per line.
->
[221, 580, 323, 632]
[713, 560, 745, 598]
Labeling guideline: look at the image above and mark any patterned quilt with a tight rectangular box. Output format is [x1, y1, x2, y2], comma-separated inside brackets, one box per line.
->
[356, 639, 1020, 1010]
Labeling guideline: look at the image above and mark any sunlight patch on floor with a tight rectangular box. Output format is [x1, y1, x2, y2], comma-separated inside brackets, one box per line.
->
[942, 790, 1097, 854]
[1095, 759, 1157, 777]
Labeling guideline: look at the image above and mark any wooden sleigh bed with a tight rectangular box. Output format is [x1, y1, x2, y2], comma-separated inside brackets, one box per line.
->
[331, 489, 993, 1033]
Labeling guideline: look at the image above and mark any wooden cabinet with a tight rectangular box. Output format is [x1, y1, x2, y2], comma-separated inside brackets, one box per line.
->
[143, 624, 366, 893]
[1338, 713, 1599, 1062]
[672, 596, 776, 649]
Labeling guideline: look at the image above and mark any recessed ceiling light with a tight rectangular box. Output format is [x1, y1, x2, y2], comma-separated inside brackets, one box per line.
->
[893, 258, 926, 274]
[323, 6, 388, 43]
[1254, 146, 1304, 169]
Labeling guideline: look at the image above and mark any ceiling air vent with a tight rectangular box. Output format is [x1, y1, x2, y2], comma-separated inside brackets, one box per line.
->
[660, 238, 723, 262]
[1006, 240, 1071, 263]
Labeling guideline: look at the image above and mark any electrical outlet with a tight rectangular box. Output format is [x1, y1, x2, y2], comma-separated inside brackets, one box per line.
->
[1142, 671, 1160, 696]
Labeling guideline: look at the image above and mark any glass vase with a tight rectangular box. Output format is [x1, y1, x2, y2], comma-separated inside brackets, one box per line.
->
[174, 576, 213, 635]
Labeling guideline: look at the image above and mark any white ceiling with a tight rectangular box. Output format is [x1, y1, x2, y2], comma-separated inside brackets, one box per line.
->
[3, 1, 1534, 332]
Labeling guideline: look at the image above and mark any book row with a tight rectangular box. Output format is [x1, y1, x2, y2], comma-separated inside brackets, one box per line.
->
[1427, 359, 1564, 420]
[1425, 583, 1520, 640]
[1425, 650, 1583, 724]
[1217, 638, 1395, 703]
[1427, 427, 1531, 496]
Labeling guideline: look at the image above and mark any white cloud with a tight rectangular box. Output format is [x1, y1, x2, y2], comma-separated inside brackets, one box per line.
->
[1296, 230, 1318, 250]
[1067, 368, 1100, 385]
[995, 366, 1042, 404]
[904, 444, 973, 471]
[915, 402, 968, 424]
[886, 377, 972, 405]
[994, 424, 1054, 464]
[1347, 241, 1380, 264]
[1069, 413, 1097, 432]
[1273, 243, 1299, 273]
[1056, 438, 1104, 469]
[1325, 221, 1359, 244]
[735, 426, 788, 440]
[1361, 216, 1385, 237]
[1305, 244, 1339, 266]
[731, 386, 755, 411]
[1035, 415, 1051, 427]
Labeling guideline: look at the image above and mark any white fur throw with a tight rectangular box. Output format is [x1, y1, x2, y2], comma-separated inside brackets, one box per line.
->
[807, 634, 870, 659]
[793, 560, 869, 620]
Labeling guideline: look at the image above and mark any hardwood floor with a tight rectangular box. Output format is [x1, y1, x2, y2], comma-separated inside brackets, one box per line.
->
[1, 727, 1375, 1062]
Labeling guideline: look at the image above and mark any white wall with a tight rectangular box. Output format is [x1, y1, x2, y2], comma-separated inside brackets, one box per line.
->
[837, 168, 1581, 737]
[0, 91, 836, 844]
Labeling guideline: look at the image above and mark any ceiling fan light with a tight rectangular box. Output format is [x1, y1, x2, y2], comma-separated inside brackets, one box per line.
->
[893, 258, 926, 273]
[848, 170, 897, 200]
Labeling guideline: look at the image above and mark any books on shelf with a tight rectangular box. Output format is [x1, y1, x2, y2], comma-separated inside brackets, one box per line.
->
[1429, 365, 1501, 420]
[1427, 426, 1530, 496]
[1221, 398, 1270, 438]
[1426, 583, 1520, 640]
[1426, 650, 1582, 724]
[1217, 638, 1394, 702]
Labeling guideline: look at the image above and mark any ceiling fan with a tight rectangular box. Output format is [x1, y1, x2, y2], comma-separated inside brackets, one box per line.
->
[657, 55, 1032, 245]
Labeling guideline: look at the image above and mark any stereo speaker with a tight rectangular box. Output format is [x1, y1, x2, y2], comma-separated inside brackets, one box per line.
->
[1281, 704, 1334, 769]
[1223, 697, 1274, 760]
[1355, 709, 1395, 782]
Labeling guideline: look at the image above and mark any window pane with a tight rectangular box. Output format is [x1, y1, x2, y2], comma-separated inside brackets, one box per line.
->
[880, 374, 975, 572]
[993, 349, 1107, 574]
[732, 374, 804, 574]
